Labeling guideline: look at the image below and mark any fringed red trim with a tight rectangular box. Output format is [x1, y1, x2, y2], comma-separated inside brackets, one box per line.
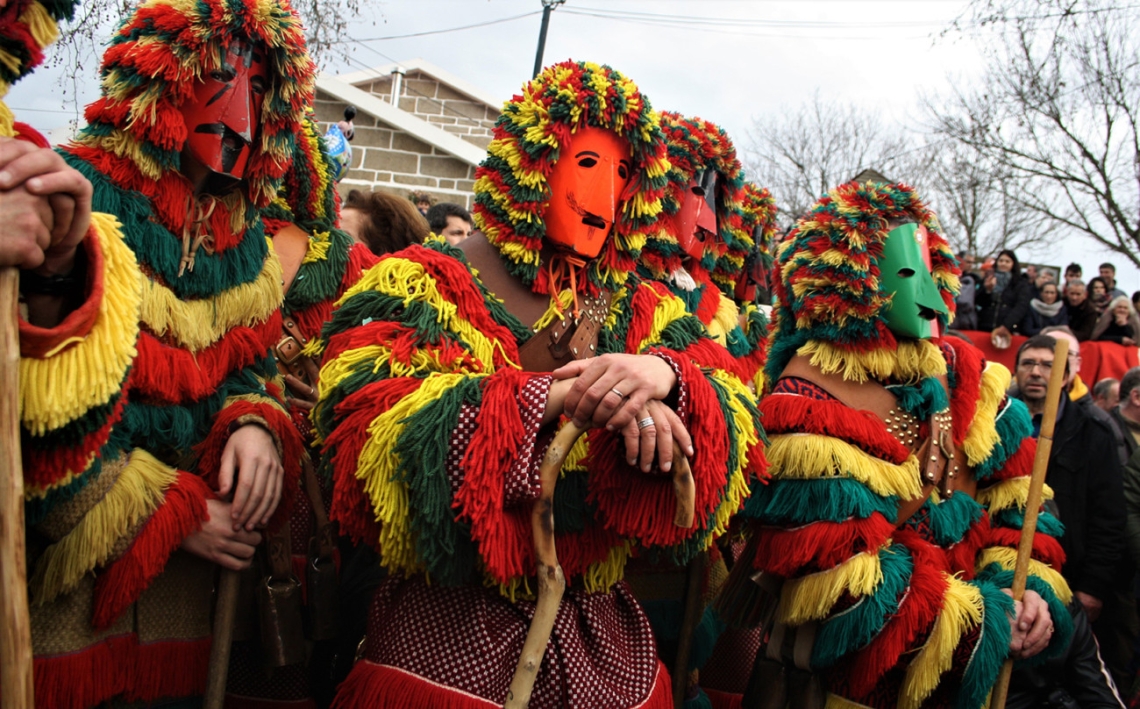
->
[323, 321, 477, 376]
[92, 472, 213, 629]
[341, 243, 380, 297]
[945, 511, 991, 579]
[753, 513, 895, 577]
[761, 393, 910, 464]
[625, 283, 668, 352]
[845, 530, 948, 697]
[24, 387, 128, 491]
[19, 225, 106, 357]
[694, 278, 721, 326]
[195, 400, 304, 532]
[132, 313, 281, 405]
[988, 437, 1036, 482]
[225, 695, 318, 709]
[331, 662, 500, 709]
[943, 337, 985, 448]
[985, 527, 1066, 570]
[681, 337, 747, 378]
[34, 634, 211, 709]
[454, 369, 535, 583]
[324, 378, 420, 547]
[703, 688, 743, 709]
[289, 302, 333, 344]
[589, 352, 729, 547]
[13, 121, 51, 149]
[555, 520, 624, 580]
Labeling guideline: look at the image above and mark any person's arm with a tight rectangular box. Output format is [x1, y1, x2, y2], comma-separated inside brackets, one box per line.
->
[1063, 603, 1127, 708]
[1074, 419, 1127, 613]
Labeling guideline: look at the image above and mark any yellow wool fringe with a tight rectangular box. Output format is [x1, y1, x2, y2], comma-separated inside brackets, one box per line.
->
[705, 294, 740, 347]
[778, 549, 884, 625]
[704, 369, 760, 541]
[301, 230, 331, 264]
[797, 339, 946, 385]
[766, 433, 923, 501]
[582, 540, 632, 594]
[24, 450, 99, 500]
[140, 243, 283, 352]
[530, 290, 575, 332]
[338, 256, 515, 370]
[900, 575, 984, 709]
[975, 546, 1073, 605]
[636, 285, 691, 353]
[20, 215, 143, 436]
[29, 449, 179, 605]
[0, 3, 58, 134]
[825, 695, 875, 709]
[357, 373, 469, 575]
[963, 362, 1010, 466]
[975, 476, 1054, 515]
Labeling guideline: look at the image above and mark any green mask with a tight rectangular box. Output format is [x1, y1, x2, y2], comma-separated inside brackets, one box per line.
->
[879, 223, 949, 339]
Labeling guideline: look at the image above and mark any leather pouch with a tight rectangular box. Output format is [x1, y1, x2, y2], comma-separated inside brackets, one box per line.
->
[257, 522, 306, 667]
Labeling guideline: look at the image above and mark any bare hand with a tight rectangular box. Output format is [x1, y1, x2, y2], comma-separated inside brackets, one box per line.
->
[1075, 590, 1103, 623]
[1123, 337, 1136, 347]
[283, 356, 322, 412]
[1005, 589, 1053, 659]
[0, 137, 92, 273]
[622, 400, 694, 473]
[553, 354, 677, 433]
[180, 499, 263, 570]
[217, 424, 284, 532]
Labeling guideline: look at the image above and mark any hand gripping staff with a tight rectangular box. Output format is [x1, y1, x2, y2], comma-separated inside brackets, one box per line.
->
[504, 421, 696, 709]
[989, 338, 1069, 709]
[1, 268, 34, 709]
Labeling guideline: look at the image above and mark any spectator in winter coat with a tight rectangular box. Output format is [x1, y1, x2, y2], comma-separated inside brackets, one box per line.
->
[1065, 281, 1099, 341]
[978, 248, 1033, 342]
[1023, 282, 1069, 336]
[1092, 296, 1140, 346]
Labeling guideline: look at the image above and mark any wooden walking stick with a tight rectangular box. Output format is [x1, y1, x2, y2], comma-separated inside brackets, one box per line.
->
[989, 338, 1069, 709]
[504, 423, 696, 709]
[204, 568, 242, 709]
[1, 268, 34, 709]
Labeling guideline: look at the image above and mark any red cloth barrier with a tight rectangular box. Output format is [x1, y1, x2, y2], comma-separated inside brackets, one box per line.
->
[956, 331, 1139, 383]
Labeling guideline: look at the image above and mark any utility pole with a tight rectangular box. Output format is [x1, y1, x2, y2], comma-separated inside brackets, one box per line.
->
[532, 0, 566, 78]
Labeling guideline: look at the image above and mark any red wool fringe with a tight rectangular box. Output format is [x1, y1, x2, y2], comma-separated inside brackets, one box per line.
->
[341, 243, 380, 297]
[589, 353, 729, 547]
[694, 279, 721, 326]
[225, 695, 318, 709]
[24, 389, 128, 491]
[753, 513, 896, 577]
[846, 529, 949, 697]
[324, 378, 420, 546]
[625, 284, 668, 352]
[92, 472, 213, 629]
[19, 228, 105, 357]
[195, 401, 304, 532]
[323, 321, 477, 377]
[943, 337, 984, 448]
[945, 512, 991, 578]
[986, 527, 1066, 569]
[762, 393, 909, 464]
[33, 634, 211, 709]
[988, 438, 1036, 482]
[132, 313, 281, 405]
[332, 660, 674, 709]
[455, 369, 535, 583]
[704, 688, 743, 709]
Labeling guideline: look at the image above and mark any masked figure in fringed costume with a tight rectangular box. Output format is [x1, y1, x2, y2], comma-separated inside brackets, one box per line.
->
[717, 178, 1071, 709]
[311, 60, 765, 709]
[224, 111, 380, 709]
[13, 2, 315, 706]
[625, 112, 772, 707]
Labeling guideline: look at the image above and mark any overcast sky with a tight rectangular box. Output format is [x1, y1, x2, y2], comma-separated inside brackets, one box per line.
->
[10, 0, 1136, 291]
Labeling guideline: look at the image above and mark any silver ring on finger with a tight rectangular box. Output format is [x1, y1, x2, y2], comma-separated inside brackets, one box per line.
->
[637, 417, 655, 430]
[611, 387, 625, 399]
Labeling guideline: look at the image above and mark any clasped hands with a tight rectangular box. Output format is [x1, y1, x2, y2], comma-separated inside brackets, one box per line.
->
[544, 353, 693, 474]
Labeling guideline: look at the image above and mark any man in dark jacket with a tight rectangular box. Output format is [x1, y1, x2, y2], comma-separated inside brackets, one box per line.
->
[1065, 280, 1099, 341]
[1015, 335, 1130, 688]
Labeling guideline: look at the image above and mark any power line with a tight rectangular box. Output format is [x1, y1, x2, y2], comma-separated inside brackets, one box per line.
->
[565, 5, 947, 29]
[334, 11, 541, 44]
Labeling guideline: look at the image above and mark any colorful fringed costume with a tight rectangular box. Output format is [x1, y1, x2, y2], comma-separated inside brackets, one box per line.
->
[725, 181, 1072, 709]
[15, 2, 312, 706]
[312, 61, 765, 709]
[224, 112, 379, 708]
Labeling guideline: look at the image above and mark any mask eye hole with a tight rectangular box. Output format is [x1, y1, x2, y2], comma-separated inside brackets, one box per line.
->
[210, 69, 234, 82]
[251, 77, 266, 95]
[898, 268, 916, 278]
[691, 185, 705, 197]
[618, 163, 629, 180]
[578, 156, 598, 168]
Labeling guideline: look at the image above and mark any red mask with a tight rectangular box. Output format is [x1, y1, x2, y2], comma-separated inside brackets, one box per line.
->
[182, 39, 268, 191]
[545, 126, 633, 258]
[734, 227, 768, 303]
[670, 170, 718, 262]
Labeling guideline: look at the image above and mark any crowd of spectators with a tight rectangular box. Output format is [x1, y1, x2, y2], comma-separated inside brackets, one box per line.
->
[953, 253, 1140, 346]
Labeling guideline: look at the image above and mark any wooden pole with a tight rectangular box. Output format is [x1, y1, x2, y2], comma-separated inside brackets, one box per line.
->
[203, 568, 241, 709]
[0, 268, 34, 709]
[989, 338, 1069, 709]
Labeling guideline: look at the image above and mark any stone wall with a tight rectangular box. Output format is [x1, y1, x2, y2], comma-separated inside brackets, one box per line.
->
[312, 69, 502, 209]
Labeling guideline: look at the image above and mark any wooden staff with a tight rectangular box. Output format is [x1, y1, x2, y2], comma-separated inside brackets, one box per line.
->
[504, 424, 695, 708]
[1, 268, 34, 709]
[204, 568, 241, 709]
[989, 338, 1069, 709]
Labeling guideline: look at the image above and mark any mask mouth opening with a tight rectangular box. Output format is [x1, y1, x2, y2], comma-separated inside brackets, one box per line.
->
[918, 305, 939, 321]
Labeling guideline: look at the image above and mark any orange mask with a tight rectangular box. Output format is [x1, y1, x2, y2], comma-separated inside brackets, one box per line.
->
[668, 170, 719, 262]
[545, 126, 633, 258]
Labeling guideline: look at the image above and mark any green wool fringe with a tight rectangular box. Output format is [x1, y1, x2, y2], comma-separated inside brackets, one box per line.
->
[925, 492, 985, 547]
[746, 477, 899, 525]
[975, 397, 1033, 481]
[956, 578, 1015, 709]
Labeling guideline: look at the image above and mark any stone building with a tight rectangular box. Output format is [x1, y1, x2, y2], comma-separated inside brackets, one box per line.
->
[313, 58, 504, 209]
